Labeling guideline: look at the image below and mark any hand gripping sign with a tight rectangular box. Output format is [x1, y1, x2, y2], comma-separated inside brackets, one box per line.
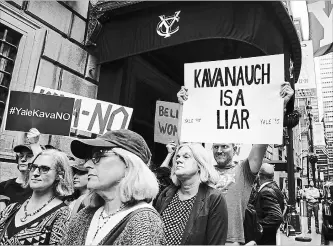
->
[180, 54, 285, 144]
[5, 91, 74, 136]
[34, 86, 133, 135]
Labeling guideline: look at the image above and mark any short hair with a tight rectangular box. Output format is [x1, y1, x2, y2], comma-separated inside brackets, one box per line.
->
[86, 148, 159, 208]
[259, 163, 274, 180]
[171, 143, 220, 186]
[23, 149, 74, 197]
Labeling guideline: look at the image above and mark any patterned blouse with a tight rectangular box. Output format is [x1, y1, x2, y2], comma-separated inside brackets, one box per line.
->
[0, 203, 70, 245]
[161, 193, 196, 245]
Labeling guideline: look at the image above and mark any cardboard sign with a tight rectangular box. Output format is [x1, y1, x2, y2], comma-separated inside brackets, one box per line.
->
[180, 54, 284, 144]
[154, 101, 180, 144]
[34, 86, 133, 135]
[5, 91, 74, 136]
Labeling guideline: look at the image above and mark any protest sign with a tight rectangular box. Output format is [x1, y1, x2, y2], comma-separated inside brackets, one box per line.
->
[34, 86, 133, 135]
[154, 101, 180, 144]
[5, 91, 74, 136]
[180, 54, 284, 144]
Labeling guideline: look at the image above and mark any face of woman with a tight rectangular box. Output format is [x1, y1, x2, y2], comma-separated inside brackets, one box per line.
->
[29, 155, 58, 192]
[84, 149, 127, 191]
[73, 170, 88, 190]
[174, 146, 199, 180]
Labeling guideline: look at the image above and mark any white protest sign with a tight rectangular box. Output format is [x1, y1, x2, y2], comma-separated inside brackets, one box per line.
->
[181, 54, 284, 144]
[34, 86, 133, 135]
[154, 101, 179, 144]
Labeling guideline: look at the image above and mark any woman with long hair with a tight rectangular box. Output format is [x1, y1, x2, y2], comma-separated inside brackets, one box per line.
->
[0, 149, 74, 245]
[155, 142, 228, 245]
[63, 129, 166, 245]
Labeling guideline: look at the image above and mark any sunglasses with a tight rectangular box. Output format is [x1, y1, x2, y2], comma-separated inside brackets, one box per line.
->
[84, 149, 114, 165]
[28, 163, 53, 174]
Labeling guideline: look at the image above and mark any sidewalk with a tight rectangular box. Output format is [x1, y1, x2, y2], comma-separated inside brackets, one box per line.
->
[277, 215, 322, 245]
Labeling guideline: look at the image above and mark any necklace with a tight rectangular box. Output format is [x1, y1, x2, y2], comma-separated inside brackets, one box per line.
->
[92, 204, 126, 241]
[21, 196, 55, 222]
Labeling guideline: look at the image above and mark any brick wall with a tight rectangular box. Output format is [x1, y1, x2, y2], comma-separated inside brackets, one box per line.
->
[0, 1, 99, 181]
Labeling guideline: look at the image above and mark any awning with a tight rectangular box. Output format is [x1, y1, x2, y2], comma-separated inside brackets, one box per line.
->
[92, 1, 301, 82]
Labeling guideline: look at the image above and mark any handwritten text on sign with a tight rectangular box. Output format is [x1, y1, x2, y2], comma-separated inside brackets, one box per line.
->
[34, 86, 133, 135]
[180, 54, 285, 144]
[154, 101, 179, 144]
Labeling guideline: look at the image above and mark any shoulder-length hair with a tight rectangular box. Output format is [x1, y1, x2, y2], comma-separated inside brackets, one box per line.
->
[86, 147, 159, 208]
[23, 149, 74, 197]
[171, 143, 220, 186]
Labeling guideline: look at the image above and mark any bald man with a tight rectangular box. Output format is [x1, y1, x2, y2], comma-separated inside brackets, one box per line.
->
[252, 163, 285, 245]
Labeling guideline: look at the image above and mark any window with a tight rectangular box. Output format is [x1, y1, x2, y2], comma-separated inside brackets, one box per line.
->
[0, 24, 21, 125]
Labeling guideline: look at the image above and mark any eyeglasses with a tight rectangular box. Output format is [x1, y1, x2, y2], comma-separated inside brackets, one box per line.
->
[86, 149, 116, 165]
[28, 163, 53, 174]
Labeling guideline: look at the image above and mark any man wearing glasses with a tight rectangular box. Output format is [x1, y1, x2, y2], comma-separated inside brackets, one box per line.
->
[0, 129, 42, 211]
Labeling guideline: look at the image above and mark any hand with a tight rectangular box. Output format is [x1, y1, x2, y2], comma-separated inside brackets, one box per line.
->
[166, 141, 177, 154]
[26, 128, 40, 144]
[177, 86, 188, 105]
[280, 82, 294, 108]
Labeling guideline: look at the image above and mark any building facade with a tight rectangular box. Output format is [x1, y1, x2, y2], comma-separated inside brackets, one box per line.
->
[318, 53, 333, 180]
[0, 0, 97, 181]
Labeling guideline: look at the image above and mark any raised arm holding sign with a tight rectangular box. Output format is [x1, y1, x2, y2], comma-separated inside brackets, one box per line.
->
[176, 55, 294, 244]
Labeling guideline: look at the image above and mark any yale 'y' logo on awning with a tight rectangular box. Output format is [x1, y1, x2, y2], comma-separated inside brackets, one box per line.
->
[156, 11, 181, 38]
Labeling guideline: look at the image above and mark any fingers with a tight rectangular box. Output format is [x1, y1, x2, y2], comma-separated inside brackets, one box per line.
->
[177, 86, 189, 104]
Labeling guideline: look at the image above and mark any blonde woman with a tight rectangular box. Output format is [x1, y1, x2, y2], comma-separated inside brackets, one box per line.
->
[63, 129, 166, 245]
[155, 143, 228, 245]
[0, 149, 74, 245]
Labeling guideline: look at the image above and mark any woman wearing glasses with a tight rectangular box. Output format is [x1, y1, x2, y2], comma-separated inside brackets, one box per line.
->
[0, 149, 74, 245]
[0, 128, 42, 211]
[63, 129, 166, 245]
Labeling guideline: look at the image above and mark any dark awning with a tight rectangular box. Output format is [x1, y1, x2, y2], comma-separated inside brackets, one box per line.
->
[92, 1, 301, 82]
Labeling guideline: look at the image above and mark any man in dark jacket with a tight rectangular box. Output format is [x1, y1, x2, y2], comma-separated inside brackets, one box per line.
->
[253, 163, 284, 245]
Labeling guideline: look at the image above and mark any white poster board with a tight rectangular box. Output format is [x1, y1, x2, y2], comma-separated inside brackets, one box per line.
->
[154, 101, 179, 144]
[180, 54, 284, 144]
[34, 86, 133, 135]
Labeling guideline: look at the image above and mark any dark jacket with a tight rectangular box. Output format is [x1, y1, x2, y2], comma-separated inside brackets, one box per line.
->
[254, 181, 284, 230]
[155, 183, 228, 245]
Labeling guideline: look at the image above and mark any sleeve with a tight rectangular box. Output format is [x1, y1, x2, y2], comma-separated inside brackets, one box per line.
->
[49, 207, 71, 245]
[207, 193, 228, 245]
[119, 211, 166, 245]
[241, 159, 257, 186]
[259, 189, 283, 228]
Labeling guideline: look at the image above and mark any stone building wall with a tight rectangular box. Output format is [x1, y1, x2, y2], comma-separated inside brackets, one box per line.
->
[0, 0, 98, 181]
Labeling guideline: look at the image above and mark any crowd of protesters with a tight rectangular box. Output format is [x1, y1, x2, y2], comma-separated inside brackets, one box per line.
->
[0, 81, 293, 245]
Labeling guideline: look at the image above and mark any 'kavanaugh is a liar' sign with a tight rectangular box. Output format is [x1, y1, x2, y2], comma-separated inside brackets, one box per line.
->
[5, 91, 74, 136]
[180, 54, 285, 144]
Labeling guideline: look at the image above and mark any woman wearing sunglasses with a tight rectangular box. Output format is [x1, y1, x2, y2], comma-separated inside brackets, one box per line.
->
[0, 149, 74, 245]
[63, 129, 166, 245]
